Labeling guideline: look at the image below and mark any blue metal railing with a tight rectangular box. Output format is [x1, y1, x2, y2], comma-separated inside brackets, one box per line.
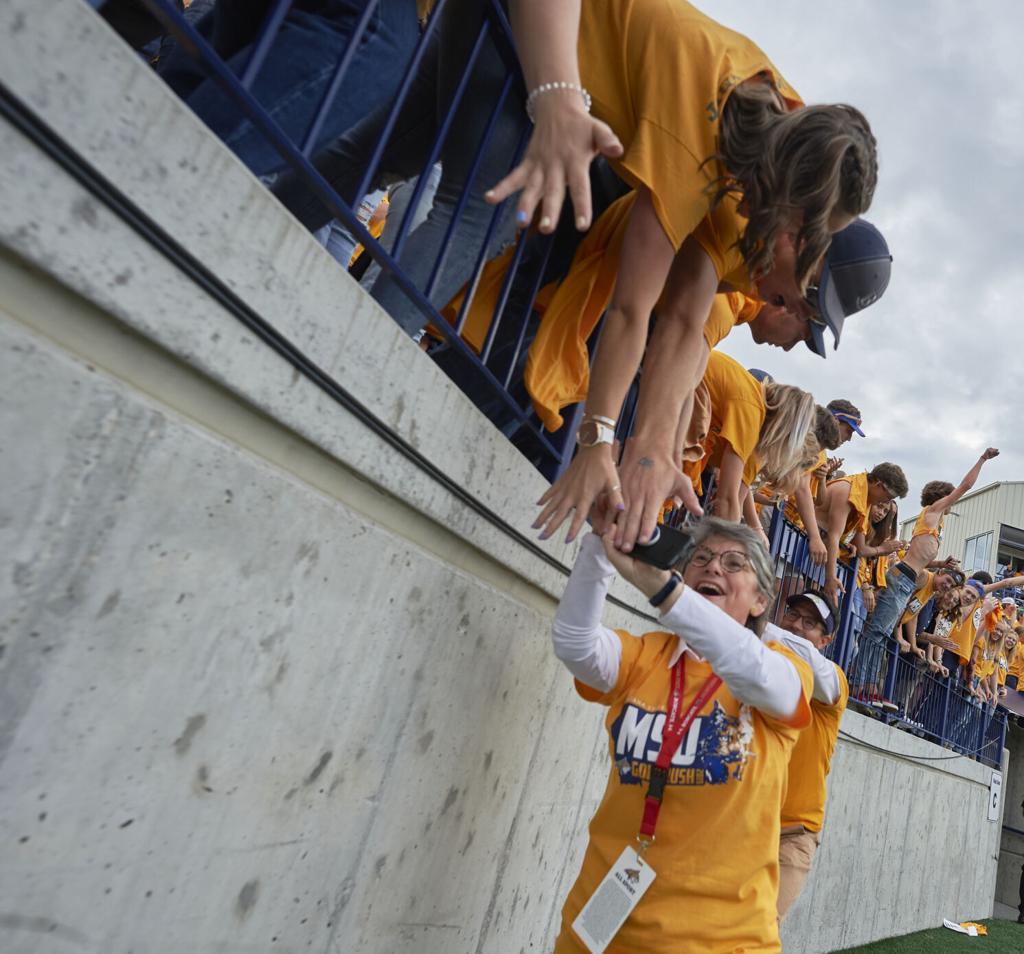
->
[85, 1, 1007, 766]
[91, 0, 578, 478]
[765, 509, 1007, 768]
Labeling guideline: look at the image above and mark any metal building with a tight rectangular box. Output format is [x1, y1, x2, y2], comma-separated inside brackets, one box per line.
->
[899, 481, 1024, 577]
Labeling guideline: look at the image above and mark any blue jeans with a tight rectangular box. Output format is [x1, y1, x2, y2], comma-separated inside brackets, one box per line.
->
[273, 0, 523, 334]
[862, 564, 918, 643]
[162, 0, 420, 178]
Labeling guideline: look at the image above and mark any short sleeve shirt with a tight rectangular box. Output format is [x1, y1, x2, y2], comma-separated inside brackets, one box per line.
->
[700, 351, 767, 487]
[554, 628, 812, 954]
[579, 0, 802, 252]
[781, 666, 849, 833]
[703, 291, 762, 349]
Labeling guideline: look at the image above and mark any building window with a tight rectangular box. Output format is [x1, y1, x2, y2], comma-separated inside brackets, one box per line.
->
[963, 532, 993, 573]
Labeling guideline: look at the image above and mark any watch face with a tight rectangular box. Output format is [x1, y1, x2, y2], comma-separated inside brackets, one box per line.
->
[578, 421, 601, 445]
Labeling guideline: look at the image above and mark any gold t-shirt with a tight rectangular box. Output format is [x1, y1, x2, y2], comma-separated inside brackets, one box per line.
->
[555, 628, 812, 953]
[580, 0, 802, 251]
[781, 667, 849, 833]
[698, 351, 766, 488]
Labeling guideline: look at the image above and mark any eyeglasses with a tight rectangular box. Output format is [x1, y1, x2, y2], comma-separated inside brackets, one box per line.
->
[689, 547, 751, 573]
[782, 607, 826, 631]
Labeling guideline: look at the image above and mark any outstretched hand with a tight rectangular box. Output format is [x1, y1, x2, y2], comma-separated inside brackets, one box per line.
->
[534, 446, 623, 544]
[824, 576, 845, 606]
[486, 96, 622, 234]
[613, 442, 702, 553]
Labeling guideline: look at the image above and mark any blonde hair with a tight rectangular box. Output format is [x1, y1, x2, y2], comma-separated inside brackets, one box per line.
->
[715, 82, 878, 288]
[754, 382, 818, 496]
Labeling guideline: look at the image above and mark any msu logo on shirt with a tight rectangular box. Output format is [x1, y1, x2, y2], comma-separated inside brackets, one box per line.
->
[611, 701, 754, 787]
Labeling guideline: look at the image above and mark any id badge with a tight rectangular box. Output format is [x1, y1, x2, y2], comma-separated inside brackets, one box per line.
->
[571, 845, 656, 954]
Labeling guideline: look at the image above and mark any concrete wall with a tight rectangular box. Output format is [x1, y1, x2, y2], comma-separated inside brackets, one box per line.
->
[782, 711, 1004, 952]
[0, 1, 1007, 951]
[995, 722, 1024, 918]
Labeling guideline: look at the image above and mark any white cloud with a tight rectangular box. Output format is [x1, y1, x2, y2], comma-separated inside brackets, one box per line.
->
[701, 0, 1024, 510]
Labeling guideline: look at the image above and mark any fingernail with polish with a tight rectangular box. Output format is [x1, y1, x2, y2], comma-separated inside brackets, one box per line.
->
[485, 189, 494, 199]
[540, 216, 552, 231]
[616, 503, 625, 511]
[516, 210, 528, 226]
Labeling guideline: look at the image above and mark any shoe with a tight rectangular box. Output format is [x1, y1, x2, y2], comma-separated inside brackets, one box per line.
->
[880, 699, 900, 712]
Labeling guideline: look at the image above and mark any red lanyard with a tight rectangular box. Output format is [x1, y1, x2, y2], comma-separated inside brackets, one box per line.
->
[638, 655, 722, 844]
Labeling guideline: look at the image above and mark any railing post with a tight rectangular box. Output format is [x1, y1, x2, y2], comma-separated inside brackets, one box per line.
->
[938, 677, 952, 747]
[882, 641, 899, 708]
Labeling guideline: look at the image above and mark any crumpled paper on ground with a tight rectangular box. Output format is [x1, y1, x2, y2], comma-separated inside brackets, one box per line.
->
[942, 919, 988, 936]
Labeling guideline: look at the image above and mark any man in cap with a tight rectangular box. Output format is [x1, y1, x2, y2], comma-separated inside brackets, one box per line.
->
[766, 589, 847, 919]
[702, 219, 893, 356]
[827, 398, 865, 444]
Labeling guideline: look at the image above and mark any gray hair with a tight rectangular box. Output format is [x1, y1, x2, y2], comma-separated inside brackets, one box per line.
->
[676, 517, 776, 636]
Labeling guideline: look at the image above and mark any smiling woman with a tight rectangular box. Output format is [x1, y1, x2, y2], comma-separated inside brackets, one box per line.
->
[549, 514, 815, 952]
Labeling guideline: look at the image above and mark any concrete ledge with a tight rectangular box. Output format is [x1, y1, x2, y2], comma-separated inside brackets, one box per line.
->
[0, 0, 646, 617]
[782, 708, 1003, 953]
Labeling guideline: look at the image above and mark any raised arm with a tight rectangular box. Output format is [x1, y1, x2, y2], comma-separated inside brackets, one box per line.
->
[597, 532, 805, 721]
[928, 448, 999, 516]
[984, 574, 1024, 594]
[488, 1, 623, 230]
[550, 534, 623, 691]
[657, 589, 804, 721]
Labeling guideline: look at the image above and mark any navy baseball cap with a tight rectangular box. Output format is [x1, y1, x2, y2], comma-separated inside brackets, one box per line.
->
[805, 219, 892, 358]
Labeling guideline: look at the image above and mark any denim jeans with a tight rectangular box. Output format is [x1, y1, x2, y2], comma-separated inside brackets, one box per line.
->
[359, 163, 443, 291]
[314, 187, 388, 267]
[861, 564, 918, 643]
[273, 0, 524, 334]
[161, 0, 420, 178]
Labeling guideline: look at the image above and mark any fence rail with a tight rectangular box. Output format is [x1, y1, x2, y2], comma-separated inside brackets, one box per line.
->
[85, 0, 1007, 768]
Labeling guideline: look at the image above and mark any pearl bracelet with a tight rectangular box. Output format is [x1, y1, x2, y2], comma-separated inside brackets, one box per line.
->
[525, 81, 592, 124]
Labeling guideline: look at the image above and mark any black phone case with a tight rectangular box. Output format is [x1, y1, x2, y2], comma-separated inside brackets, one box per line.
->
[630, 524, 692, 570]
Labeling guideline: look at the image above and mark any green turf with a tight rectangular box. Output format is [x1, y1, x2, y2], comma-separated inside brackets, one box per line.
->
[832, 919, 1024, 953]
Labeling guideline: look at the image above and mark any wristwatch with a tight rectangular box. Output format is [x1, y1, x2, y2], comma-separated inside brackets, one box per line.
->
[576, 419, 615, 448]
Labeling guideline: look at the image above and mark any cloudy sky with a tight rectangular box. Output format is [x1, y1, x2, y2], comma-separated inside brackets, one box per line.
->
[700, 0, 1024, 511]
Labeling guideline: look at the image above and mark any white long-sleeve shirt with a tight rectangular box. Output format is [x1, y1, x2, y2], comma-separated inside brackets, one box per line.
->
[764, 625, 842, 705]
[552, 534, 804, 721]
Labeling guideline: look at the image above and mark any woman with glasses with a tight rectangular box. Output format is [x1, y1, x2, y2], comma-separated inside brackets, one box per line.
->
[550, 512, 814, 952]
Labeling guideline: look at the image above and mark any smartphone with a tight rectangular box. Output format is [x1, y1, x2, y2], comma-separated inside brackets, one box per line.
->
[631, 524, 693, 570]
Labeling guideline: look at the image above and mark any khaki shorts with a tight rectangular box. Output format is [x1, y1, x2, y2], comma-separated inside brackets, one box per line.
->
[777, 826, 821, 920]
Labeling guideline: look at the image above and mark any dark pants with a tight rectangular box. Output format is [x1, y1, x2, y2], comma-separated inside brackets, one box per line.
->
[161, 0, 421, 178]
[1019, 856, 1024, 918]
[273, 0, 526, 333]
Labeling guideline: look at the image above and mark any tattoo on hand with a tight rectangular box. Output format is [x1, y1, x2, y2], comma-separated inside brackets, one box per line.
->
[638, 457, 654, 468]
